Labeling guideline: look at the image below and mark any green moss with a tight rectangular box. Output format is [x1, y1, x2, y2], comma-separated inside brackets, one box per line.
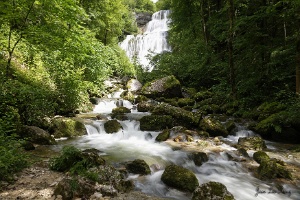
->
[155, 129, 170, 142]
[51, 117, 87, 138]
[253, 151, 269, 164]
[161, 164, 199, 192]
[140, 115, 173, 131]
[104, 120, 122, 133]
[199, 117, 228, 137]
[178, 98, 195, 107]
[126, 159, 151, 175]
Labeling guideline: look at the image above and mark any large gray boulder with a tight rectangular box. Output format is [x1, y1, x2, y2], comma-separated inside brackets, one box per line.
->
[20, 125, 56, 145]
[126, 79, 142, 94]
[140, 75, 182, 98]
[50, 117, 87, 138]
[237, 136, 266, 150]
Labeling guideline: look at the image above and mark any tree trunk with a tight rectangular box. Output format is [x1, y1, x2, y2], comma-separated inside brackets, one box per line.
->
[228, 0, 236, 99]
[296, 40, 300, 95]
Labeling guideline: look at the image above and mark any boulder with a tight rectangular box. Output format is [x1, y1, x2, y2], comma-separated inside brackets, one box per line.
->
[111, 106, 131, 120]
[140, 75, 182, 98]
[238, 136, 266, 150]
[53, 177, 95, 200]
[104, 120, 122, 133]
[152, 103, 200, 129]
[192, 182, 235, 200]
[125, 159, 151, 175]
[191, 152, 209, 166]
[20, 125, 56, 145]
[199, 117, 228, 137]
[155, 129, 170, 142]
[161, 164, 199, 192]
[137, 101, 157, 112]
[126, 79, 142, 94]
[140, 115, 173, 131]
[258, 159, 292, 180]
[81, 148, 106, 166]
[253, 151, 269, 164]
[50, 117, 87, 138]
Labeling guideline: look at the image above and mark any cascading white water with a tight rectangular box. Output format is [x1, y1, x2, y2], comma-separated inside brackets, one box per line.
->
[119, 10, 171, 71]
[57, 92, 300, 200]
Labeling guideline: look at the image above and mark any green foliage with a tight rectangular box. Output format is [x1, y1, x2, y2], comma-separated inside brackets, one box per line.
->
[0, 134, 28, 182]
[123, 0, 155, 13]
[49, 146, 82, 172]
[155, 0, 171, 10]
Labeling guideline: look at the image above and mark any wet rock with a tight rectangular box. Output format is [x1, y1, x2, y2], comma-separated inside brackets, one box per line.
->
[253, 151, 269, 164]
[111, 106, 131, 120]
[125, 159, 151, 175]
[192, 181, 235, 200]
[82, 149, 106, 166]
[155, 129, 170, 142]
[104, 120, 122, 133]
[140, 115, 173, 131]
[20, 125, 56, 145]
[161, 164, 199, 192]
[191, 152, 209, 166]
[137, 101, 156, 112]
[140, 75, 182, 98]
[237, 148, 250, 158]
[238, 136, 266, 150]
[152, 103, 200, 128]
[225, 120, 236, 134]
[258, 159, 292, 180]
[136, 12, 152, 27]
[199, 117, 228, 137]
[50, 117, 87, 138]
[177, 98, 195, 107]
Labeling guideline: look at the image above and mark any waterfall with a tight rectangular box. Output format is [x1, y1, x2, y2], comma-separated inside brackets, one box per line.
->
[119, 10, 171, 71]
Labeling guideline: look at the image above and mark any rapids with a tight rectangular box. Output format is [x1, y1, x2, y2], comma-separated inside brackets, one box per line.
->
[54, 91, 300, 200]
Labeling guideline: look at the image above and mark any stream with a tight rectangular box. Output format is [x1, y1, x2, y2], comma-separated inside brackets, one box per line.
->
[53, 91, 300, 200]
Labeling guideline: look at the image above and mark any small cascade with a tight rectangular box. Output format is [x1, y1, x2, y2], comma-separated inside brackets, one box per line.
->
[119, 10, 171, 71]
[57, 93, 300, 200]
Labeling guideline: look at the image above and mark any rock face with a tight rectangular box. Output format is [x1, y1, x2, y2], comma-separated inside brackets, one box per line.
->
[238, 136, 266, 150]
[50, 117, 87, 138]
[139, 115, 173, 131]
[140, 75, 182, 98]
[192, 182, 235, 200]
[161, 164, 199, 192]
[104, 120, 122, 133]
[199, 117, 228, 137]
[136, 12, 152, 27]
[125, 159, 151, 175]
[20, 125, 56, 145]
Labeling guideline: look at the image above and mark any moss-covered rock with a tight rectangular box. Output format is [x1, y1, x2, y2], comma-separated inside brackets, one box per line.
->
[140, 115, 173, 131]
[258, 159, 292, 180]
[199, 117, 228, 137]
[50, 117, 87, 138]
[161, 164, 199, 192]
[111, 106, 131, 120]
[225, 120, 236, 134]
[137, 101, 157, 112]
[125, 159, 151, 175]
[253, 151, 269, 164]
[20, 125, 57, 145]
[104, 120, 122, 133]
[192, 181, 235, 200]
[155, 129, 171, 142]
[53, 177, 95, 200]
[238, 136, 266, 150]
[190, 152, 209, 166]
[152, 103, 201, 129]
[134, 95, 148, 104]
[178, 98, 195, 107]
[140, 75, 182, 98]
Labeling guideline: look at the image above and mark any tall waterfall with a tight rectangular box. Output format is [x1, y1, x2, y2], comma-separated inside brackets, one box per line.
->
[119, 10, 171, 71]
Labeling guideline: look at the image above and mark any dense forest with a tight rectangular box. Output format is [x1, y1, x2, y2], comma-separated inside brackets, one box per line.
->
[0, 0, 299, 188]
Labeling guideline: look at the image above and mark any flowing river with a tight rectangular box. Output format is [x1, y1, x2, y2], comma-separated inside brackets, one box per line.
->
[54, 90, 300, 200]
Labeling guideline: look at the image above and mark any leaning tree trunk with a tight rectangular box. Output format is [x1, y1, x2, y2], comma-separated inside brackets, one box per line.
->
[296, 40, 300, 95]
